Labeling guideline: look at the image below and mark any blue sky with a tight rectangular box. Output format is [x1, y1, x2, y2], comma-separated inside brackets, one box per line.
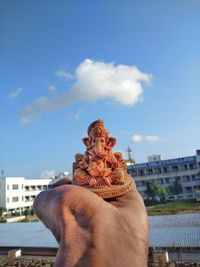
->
[1, 1, 200, 178]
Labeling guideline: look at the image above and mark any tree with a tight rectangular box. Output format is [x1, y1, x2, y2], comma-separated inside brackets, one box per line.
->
[145, 180, 171, 202]
[0, 207, 3, 218]
[156, 186, 170, 202]
[30, 209, 34, 216]
[23, 209, 30, 218]
[169, 180, 183, 196]
[145, 180, 158, 200]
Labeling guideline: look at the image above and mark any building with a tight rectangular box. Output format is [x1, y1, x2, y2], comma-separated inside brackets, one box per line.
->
[127, 149, 200, 200]
[148, 154, 162, 162]
[0, 177, 52, 213]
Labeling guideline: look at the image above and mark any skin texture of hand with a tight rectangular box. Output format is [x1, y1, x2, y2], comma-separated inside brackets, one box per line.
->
[33, 178, 148, 267]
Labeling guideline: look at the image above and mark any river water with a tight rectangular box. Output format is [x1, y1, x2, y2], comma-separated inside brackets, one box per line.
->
[0, 213, 200, 248]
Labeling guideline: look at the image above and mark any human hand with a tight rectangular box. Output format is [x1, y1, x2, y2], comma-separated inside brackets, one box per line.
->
[33, 178, 148, 267]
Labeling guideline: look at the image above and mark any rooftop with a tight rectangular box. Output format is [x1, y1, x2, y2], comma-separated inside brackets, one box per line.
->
[128, 155, 197, 171]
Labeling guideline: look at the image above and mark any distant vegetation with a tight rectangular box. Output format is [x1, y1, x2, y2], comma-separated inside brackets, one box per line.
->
[143, 180, 200, 216]
[0, 208, 39, 223]
[0, 207, 6, 223]
[19, 216, 38, 222]
[20, 209, 38, 222]
[146, 199, 200, 216]
[145, 180, 183, 202]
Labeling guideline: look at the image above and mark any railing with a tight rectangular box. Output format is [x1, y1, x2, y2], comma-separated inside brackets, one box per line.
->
[0, 246, 57, 256]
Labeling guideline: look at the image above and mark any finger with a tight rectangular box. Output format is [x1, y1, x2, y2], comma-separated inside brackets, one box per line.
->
[34, 185, 75, 243]
[34, 184, 108, 243]
[34, 184, 106, 227]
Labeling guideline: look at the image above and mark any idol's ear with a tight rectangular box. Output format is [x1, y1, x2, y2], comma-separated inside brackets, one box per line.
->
[106, 137, 116, 149]
[82, 137, 91, 148]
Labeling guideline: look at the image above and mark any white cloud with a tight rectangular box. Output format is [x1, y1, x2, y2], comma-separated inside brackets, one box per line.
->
[40, 170, 55, 179]
[48, 85, 56, 92]
[9, 87, 22, 99]
[145, 135, 160, 142]
[73, 108, 83, 120]
[21, 117, 30, 124]
[132, 134, 144, 143]
[55, 69, 74, 80]
[72, 59, 152, 105]
[132, 134, 161, 143]
[17, 59, 152, 122]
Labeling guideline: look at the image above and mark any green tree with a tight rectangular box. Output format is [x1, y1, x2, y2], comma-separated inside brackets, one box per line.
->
[0, 207, 3, 218]
[169, 180, 183, 196]
[145, 180, 158, 200]
[145, 180, 171, 202]
[30, 209, 34, 216]
[156, 186, 170, 202]
[23, 209, 30, 218]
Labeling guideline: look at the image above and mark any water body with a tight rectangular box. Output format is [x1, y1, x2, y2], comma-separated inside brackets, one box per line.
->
[149, 213, 200, 247]
[0, 213, 200, 248]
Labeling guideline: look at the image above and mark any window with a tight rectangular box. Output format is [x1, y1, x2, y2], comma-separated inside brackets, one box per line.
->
[169, 177, 176, 183]
[25, 196, 30, 202]
[130, 171, 137, 176]
[184, 187, 192, 193]
[192, 175, 196, 181]
[140, 180, 146, 186]
[182, 175, 190, 182]
[154, 168, 161, 174]
[163, 167, 168, 173]
[175, 176, 181, 181]
[156, 179, 163, 185]
[164, 177, 170, 184]
[12, 184, 19, 190]
[138, 170, 144, 176]
[7, 197, 9, 203]
[189, 163, 196, 170]
[171, 165, 179, 171]
[146, 169, 153, 175]
[12, 197, 19, 202]
[7, 185, 9, 190]
[180, 164, 188, 171]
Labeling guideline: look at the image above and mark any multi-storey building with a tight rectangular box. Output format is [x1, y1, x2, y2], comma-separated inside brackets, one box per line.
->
[0, 177, 52, 213]
[127, 149, 200, 200]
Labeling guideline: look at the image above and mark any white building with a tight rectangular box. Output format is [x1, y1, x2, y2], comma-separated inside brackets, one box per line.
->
[0, 177, 52, 213]
[148, 154, 162, 162]
[128, 149, 200, 200]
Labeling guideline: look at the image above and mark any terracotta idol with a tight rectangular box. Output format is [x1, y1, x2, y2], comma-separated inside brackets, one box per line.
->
[73, 119, 133, 198]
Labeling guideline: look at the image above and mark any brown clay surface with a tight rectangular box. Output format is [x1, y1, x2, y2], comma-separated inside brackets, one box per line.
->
[73, 119, 133, 198]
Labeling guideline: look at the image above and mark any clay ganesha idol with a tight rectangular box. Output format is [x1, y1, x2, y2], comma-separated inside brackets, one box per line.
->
[73, 119, 133, 198]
